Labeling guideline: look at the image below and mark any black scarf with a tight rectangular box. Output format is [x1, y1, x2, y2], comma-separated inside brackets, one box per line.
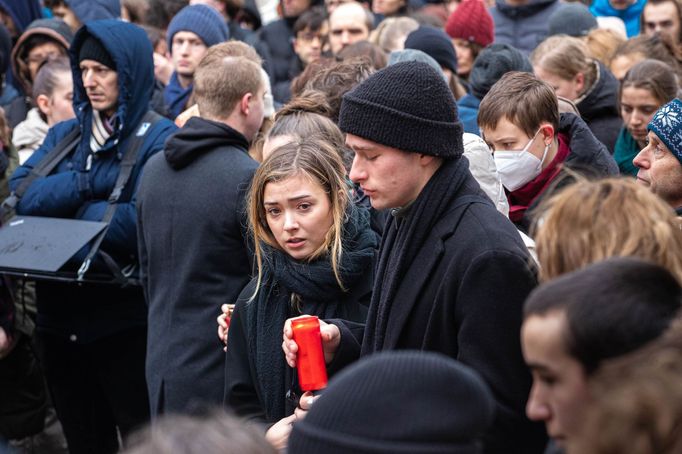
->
[246, 204, 377, 421]
[361, 157, 475, 354]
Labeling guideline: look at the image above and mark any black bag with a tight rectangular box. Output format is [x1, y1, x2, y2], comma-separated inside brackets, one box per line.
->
[0, 111, 162, 286]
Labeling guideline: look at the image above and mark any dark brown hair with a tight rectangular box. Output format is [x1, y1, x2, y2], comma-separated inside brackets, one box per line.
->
[620, 59, 679, 107]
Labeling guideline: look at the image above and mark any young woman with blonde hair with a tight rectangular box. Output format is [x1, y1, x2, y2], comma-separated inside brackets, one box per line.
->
[532, 177, 682, 283]
[531, 35, 622, 153]
[223, 136, 377, 450]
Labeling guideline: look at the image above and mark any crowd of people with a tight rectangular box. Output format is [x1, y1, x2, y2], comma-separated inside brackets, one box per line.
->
[0, 0, 682, 453]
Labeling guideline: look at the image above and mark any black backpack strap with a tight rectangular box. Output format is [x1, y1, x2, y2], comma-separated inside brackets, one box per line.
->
[77, 111, 163, 284]
[1, 126, 81, 216]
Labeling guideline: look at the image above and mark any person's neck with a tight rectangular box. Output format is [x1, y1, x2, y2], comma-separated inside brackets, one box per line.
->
[205, 112, 249, 141]
[177, 72, 193, 89]
[540, 139, 559, 171]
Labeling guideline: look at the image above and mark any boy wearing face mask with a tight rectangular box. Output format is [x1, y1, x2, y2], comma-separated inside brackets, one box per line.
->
[478, 72, 618, 232]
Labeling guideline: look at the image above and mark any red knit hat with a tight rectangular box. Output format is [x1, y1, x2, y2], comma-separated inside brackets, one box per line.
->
[445, 0, 494, 47]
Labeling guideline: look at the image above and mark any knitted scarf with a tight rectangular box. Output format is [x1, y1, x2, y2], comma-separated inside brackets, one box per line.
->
[613, 127, 640, 177]
[246, 204, 377, 421]
[164, 72, 193, 120]
[362, 156, 474, 354]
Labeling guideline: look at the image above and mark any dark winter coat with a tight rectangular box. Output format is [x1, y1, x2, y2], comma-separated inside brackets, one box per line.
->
[491, 0, 562, 55]
[225, 206, 377, 424]
[576, 62, 622, 154]
[137, 116, 258, 416]
[331, 158, 548, 454]
[9, 20, 177, 343]
[255, 18, 298, 104]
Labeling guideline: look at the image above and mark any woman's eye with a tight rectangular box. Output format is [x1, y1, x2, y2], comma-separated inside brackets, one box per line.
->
[298, 203, 311, 211]
[266, 208, 280, 216]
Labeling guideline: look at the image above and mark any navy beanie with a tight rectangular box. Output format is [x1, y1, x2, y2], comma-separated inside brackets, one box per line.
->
[648, 98, 682, 165]
[404, 26, 458, 74]
[339, 61, 463, 159]
[167, 5, 229, 52]
[469, 43, 533, 100]
[288, 351, 496, 454]
[78, 35, 116, 70]
[65, 0, 121, 23]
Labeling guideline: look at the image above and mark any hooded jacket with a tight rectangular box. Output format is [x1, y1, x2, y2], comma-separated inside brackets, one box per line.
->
[490, 0, 562, 54]
[575, 61, 622, 154]
[9, 20, 177, 342]
[590, 0, 645, 37]
[5, 19, 73, 128]
[137, 116, 257, 416]
[0, 0, 42, 35]
[65, 0, 121, 23]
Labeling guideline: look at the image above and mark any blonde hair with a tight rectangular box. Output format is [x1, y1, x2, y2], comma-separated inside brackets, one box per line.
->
[531, 35, 598, 100]
[570, 322, 682, 454]
[533, 178, 682, 283]
[247, 136, 350, 296]
[585, 28, 626, 66]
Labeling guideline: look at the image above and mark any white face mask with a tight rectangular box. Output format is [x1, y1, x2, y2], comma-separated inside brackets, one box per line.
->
[493, 128, 550, 192]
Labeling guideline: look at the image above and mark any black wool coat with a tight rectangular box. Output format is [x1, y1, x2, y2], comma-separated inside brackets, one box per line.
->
[332, 168, 548, 454]
[137, 117, 258, 417]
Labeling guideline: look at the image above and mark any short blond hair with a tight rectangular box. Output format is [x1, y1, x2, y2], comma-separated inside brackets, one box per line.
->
[533, 178, 682, 283]
[193, 42, 263, 119]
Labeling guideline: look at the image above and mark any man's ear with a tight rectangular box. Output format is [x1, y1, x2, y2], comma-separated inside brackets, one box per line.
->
[240, 92, 254, 115]
[36, 94, 51, 117]
[575, 72, 585, 93]
[418, 154, 438, 167]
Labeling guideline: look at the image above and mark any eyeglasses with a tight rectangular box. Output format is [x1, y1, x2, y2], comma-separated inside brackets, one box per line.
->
[297, 31, 328, 44]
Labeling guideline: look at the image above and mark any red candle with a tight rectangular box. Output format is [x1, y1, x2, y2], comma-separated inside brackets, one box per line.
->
[291, 316, 328, 391]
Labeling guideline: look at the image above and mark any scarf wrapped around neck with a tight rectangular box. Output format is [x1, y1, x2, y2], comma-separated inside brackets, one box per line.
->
[164, 72, 193, 120]
[246, 203, 377, 421]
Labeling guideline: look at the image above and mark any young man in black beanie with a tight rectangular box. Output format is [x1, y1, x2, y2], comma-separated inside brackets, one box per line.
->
[9, 20, 176, 453]
[284, 61, 547, 453]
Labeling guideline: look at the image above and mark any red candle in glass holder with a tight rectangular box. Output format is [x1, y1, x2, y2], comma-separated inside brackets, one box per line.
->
[291, 316, 328, 391]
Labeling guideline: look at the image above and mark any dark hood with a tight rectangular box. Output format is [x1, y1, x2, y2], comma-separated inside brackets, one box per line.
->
[560, 112, 618, 176]
[11, 18, 73, 95]
[65, 0, 121, 23]
[69, 20, 154, 141]
[495, 0, 558, 19]
[0, 0, 42, 35]
[576, 61, 619, 122]
[164, 116, 249, 170]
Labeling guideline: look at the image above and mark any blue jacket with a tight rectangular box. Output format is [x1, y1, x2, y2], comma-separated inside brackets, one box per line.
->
[590, 0, 645, 37]
[457, 94, 481, 135]
[9, 20, 176, 342]
[11, 20, 177, 266]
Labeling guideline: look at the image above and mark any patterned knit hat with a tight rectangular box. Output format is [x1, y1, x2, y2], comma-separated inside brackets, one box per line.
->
[338, 61, 463, 159]
[288, 351, 495, 454]
[445, 0, 494, 47]
[648, 98, 682, 164]
[167, 5, 229, 52]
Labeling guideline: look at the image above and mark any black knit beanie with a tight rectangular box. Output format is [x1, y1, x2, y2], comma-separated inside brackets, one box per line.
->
[468, 43, 532, 101]
[404, 26, 458, 74]
[339, 61, 463, 159]
[78, 35, 115, 70]
[288, 351, 496, 454]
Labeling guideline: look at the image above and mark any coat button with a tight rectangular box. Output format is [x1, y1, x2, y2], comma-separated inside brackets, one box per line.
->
[69, 334, 77, 342]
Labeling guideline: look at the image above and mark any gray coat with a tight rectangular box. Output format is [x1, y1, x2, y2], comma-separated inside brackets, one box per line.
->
[490, 0, 562, 54]
[137, 117, 257, 416]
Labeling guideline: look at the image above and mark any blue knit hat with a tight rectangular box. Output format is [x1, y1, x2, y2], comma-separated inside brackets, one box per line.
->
[648, 98, 682, 164]
[167, 5, 229, 52]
